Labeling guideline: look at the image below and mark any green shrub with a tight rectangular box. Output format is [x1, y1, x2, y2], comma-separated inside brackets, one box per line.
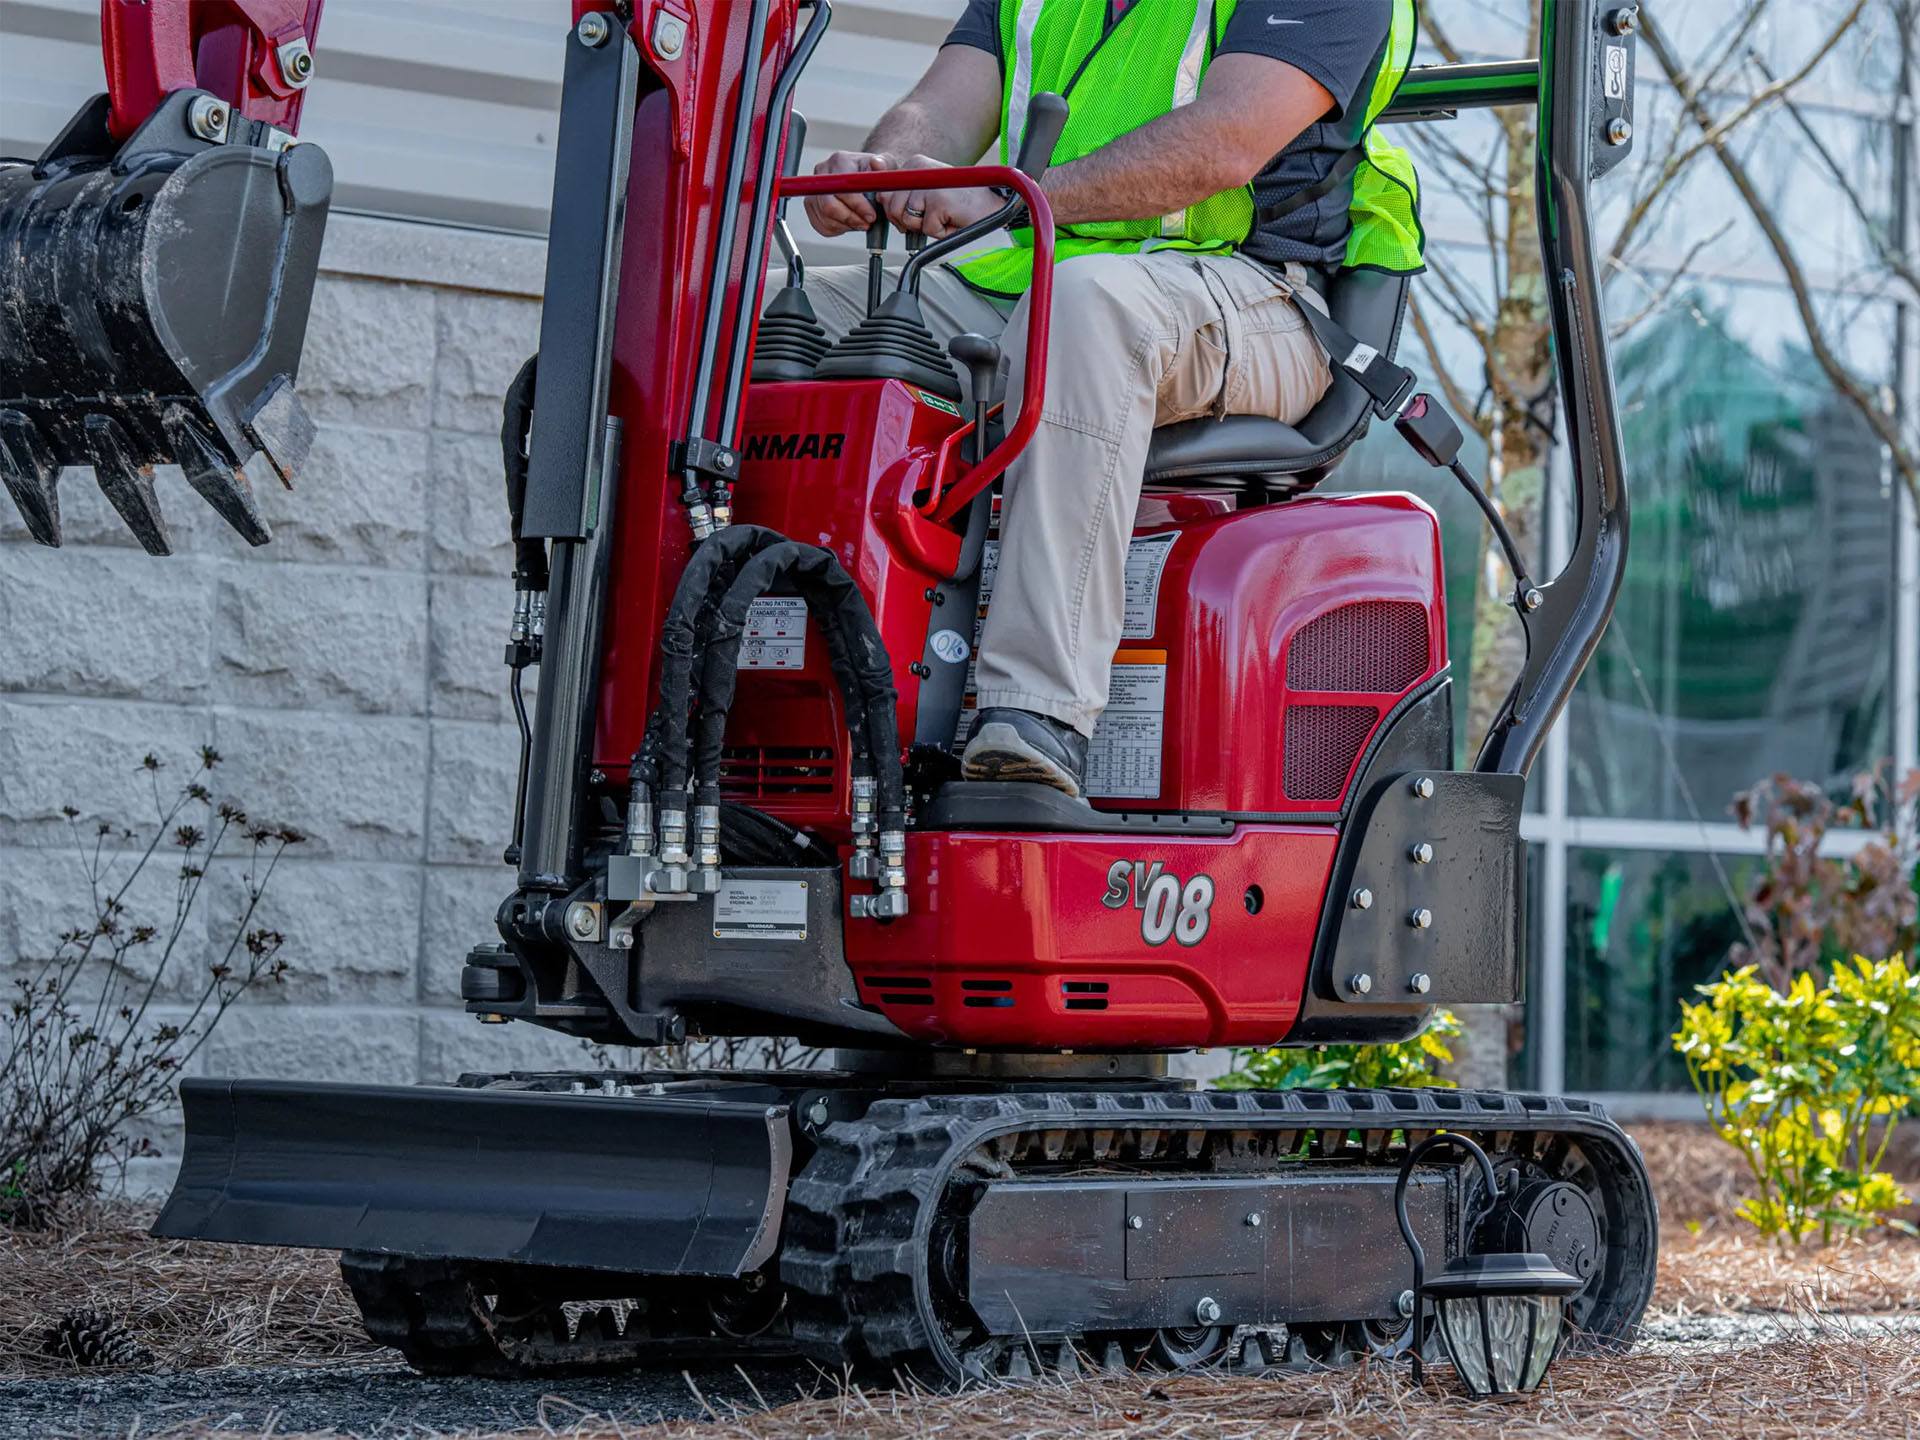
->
[1219, 1010, 1461, 1091]
[1673, 956, 1920, 1244]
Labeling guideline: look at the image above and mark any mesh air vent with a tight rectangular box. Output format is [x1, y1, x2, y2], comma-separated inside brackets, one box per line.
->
[1287, 601, 1430, 694]
[719, 745, 835, 798]
[1284, 705, 1378, 801]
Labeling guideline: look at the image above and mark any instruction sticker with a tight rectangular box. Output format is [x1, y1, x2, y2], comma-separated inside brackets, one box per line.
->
[1084, 650, 1167, 800]
[713, 878, 810, 941]
[1122, 532, 1176, 639]
[974, 531, 1172, 640]
[741, 596, 807, 670]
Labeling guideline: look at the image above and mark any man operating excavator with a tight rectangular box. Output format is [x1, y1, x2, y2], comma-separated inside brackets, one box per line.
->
[798, 0, 1423, 798]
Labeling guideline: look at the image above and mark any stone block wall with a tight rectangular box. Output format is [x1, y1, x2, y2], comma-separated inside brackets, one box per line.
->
[0, 217, 605, 1193]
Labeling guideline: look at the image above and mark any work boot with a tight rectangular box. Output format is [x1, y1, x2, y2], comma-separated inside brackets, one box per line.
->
[961, 708, 1089, 797]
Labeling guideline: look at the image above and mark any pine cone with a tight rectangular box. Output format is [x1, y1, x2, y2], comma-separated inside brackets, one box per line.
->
[41, 1308, 153, 1368]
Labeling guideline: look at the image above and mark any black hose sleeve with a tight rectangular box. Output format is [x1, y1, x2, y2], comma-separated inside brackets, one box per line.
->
[690, 542, 905, 832]
[720, 801, 824, 867]
[690, 542, 878, 807]
[651, 524, 789, 797]
[499, 355, 547, 590]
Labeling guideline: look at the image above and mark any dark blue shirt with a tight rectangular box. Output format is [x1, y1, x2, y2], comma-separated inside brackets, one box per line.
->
[944, 0, 1397, 268]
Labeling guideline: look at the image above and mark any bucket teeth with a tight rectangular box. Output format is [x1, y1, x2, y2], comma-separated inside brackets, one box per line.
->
[0, 408, 62, 546]
[245, 379, 316, 489]
[166, 405, 272, 547]
[84, 414, 171, 556]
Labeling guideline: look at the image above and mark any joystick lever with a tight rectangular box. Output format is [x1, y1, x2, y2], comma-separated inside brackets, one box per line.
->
[949, 333, 1001, 466]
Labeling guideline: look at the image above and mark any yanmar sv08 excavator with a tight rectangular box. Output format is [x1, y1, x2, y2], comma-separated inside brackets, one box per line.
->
[3, 0, 1656, 1382]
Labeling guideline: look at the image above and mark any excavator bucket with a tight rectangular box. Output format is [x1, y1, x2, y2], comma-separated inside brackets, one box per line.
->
[0, 89, 331, 555]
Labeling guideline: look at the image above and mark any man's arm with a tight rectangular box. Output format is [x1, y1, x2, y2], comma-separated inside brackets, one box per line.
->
[804, 45, 1001, 238]
[883, 54, 1333, 239]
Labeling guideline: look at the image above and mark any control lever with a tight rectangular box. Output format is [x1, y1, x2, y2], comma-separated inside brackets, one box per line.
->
[1013, 91, 1070, 178]
[949, 334, 1001, 466]
[865, 202, 890, 315]
[903, 228, 927, 295]
[896, 93, 1072, 296]
[773, 113, 808, 288]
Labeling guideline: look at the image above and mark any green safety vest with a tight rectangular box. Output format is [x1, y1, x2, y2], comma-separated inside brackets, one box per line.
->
[953, 0, 1425, 298]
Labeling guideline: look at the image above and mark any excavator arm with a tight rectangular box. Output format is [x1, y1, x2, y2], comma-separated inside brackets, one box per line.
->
[0, 0, 333, 554]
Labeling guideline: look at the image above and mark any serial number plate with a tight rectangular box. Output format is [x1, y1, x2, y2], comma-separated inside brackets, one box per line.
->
[713, 878, 809, 941]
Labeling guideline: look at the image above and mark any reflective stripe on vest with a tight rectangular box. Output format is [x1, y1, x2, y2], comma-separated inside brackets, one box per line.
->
[953, 0, 1425, 298]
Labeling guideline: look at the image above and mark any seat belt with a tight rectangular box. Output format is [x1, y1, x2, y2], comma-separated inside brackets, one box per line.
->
[1290, 291, 1419, 420]
[1280, 277, 1538, 605]
[1253, 144, 1365, 228]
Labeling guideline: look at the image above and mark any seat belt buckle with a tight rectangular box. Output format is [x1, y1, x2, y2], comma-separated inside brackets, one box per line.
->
[1392, 393, 1466, 470]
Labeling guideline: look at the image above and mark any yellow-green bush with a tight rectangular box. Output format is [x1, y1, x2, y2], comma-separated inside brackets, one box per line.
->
[1673, 956, 1920, 1244]
[1220, 1010, 1461, 1092]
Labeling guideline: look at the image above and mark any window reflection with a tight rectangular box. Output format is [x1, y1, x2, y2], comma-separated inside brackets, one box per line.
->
[1563, 848, 1756, 1093]
[1568, 290, 1893, 821]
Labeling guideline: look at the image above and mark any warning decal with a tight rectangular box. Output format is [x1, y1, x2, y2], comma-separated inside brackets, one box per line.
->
[741, 596, 807, 670]
[1084, 650, 1167, 799]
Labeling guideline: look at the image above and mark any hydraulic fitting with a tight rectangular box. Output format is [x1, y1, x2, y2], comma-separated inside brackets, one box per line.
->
[505, 587, 543, 668]
[873, 828, 910, 917]
[651, 806, 692, 893]
[621, 780, 655, 858]
[849, 774, 879, 880]
[690, 803, 723, 894]
[684, 497, 716, 541]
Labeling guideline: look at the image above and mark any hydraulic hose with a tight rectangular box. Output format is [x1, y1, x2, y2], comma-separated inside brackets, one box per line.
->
[689, 541, 890, 814]
[499, 355, 548, 590]
[645, 524, 791, 801]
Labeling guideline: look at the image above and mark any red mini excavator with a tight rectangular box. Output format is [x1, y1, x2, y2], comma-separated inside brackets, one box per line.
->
[3, 0, 1656, 1381]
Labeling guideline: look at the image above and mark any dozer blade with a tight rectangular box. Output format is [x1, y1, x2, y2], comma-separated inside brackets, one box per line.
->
[0, 91, 331, 551]
[153, 1079, 793, 1277]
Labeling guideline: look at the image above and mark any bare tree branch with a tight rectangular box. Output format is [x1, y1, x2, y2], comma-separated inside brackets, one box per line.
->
[1409, 294, 1489, 441]
[1640, 7, 1919, 509]
[1608, 219, 1738, 338]
[1611, 0, 1869, 265]
[1418, 8, 1466, 66]
[1750, 54, 1920, 301]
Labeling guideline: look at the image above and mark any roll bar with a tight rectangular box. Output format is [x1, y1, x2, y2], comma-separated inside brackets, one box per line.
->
[1473, 0, 1636, 775]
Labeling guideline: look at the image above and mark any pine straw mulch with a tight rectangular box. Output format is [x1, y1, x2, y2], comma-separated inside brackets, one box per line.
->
[1634, 1120, 1920, 1319]
[138, 1327, 1920, 1440]
[0, 1198, 382, 1378]
[2, 1122, 1917, 1440]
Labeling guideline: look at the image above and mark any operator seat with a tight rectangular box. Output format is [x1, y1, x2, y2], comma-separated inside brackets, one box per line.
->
[1142, 269, 1411, 500]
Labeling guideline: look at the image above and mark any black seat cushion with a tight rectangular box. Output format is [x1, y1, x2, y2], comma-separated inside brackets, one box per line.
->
[1143, 268, 1410, 487]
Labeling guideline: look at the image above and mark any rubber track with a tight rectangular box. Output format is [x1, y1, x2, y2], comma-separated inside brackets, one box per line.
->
[778, 1087, 1659, 1379]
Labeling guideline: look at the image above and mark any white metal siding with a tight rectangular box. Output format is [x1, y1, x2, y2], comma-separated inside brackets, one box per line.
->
[0, 0, 956, 238]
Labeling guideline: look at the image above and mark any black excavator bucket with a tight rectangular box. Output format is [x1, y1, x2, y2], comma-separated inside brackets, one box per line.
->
[0, 90, 331, 555]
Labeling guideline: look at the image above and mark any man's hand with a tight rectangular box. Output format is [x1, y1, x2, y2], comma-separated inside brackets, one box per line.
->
[880, 155, 1003, 239]
[803, 151, 889, 238]
[804, 45, 1000, 238]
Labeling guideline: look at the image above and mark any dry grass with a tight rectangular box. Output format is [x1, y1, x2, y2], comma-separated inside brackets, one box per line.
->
[0, 1199, 379, 1378]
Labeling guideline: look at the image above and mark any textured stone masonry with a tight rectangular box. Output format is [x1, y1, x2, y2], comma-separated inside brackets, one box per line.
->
[0, 216, 553, 1192]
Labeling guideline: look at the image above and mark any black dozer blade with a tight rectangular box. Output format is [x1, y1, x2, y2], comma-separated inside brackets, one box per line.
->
[0, 90, 331, 554]
[153, 1079, 794, 1277]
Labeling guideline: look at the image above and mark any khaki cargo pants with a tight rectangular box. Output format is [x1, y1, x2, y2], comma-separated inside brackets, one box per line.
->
[799, 251, 1332, 737]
